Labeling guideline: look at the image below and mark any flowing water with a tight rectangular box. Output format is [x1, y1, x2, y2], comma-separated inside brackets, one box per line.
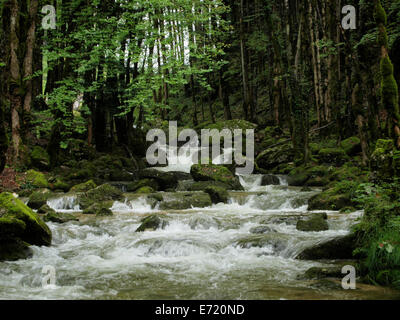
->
[1, 173, 400, 300]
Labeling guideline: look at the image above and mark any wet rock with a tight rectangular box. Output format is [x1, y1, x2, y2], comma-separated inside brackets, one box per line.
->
[37, 204, 56, 215]
[296, 214, 329, 232]
[78, 184, 123, 210]
[249, 226, 275, 234]
[43, 211, 79, 223]
[28, 189, 53, 210]
[0, 192, 52, 247]
[135, 214, 168, 232]
[188, 216, 220, 230]
[261, 174, 280, 186]
[159, 192, 212, 210]
[169, 171, 192, 181]
[296, 233, 356, 260]
[187, 181, 232, 192]
[0, 238, 33, 262]
[138, 169, 178, 190]
[236, 234, 290, 252]
[82, 201, 114, 216]
[204, 186, 229, 204]
[190, 164, 243, 190]
[127, 179, 159, 192]
[301, 266, 347, 280]
[69, 180, 97, 193]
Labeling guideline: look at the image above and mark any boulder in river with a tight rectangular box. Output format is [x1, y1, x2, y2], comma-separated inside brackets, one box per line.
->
[82, 201, 114, 216]
[190, 164, 243, 190]
[296, 212, 329, 232]
[69, 180, 97, 193]
[136, 214, 168, 232]
[0, 192, 52, 261]
[204, 186, 229, 204]
[296, 233, 356, 260]
[138, 169, 178, 190]
[28, 189, 54, 209]
[261, 174, 280, 186]
[159, 192, 212, 210]
[78, 184, 123, 209]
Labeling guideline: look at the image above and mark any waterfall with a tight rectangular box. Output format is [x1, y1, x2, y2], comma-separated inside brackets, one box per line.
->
[47, 196, 81, 212]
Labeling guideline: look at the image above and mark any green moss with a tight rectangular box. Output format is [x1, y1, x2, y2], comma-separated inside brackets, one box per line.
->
[0, 192, 52, 246]
[127, 179, 159, 192]
[318, 148, 348, 165]
[136, 186, 154, 194]
[26, 170, 49, 188]
[296, 215, 329, 232]
[82, 201, 114, 215]
[374, 0, 387, 26]
[136, 214, 167, 232]
[204, 186, 229, 204]
[70, 180, 97, 193]
[0, 217, 26, 238]
[340, 136, 361, 156]
[28, 189, 53, 209]
[52, 178, 71, 192]
[30, 146, 50, 170]
[78, 184, 123, 209]
[190, 164, 243, 190]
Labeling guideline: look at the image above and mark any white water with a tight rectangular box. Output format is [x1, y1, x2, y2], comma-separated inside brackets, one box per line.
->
[3, 173, 391, 300]
[47, 196, 81, 213]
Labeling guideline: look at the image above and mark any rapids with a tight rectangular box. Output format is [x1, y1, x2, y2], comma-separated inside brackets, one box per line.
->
[1, 174, 399, 300]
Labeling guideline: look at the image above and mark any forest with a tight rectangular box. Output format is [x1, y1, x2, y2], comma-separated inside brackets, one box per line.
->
[0, 0, 400, 300]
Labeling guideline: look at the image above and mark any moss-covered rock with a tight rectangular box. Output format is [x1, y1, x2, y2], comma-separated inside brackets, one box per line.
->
[43, 211, 79, 223]
[127, 179, 159, 192]
[82, 201, 114, 216]
[159, 192, 212, 210]
[307, 182, 357, 211]
[261, 174, 280, 186]
[51, 178, 71, 192]
[255, 142, 295, 172]
[204, 186, 229, 204]
[28, 189, 53, 210]
[190, 164, 243, 190]
[109, 169, 134, 182]
[0, 217, 26, 238]
[138, 169, 178, 190]
[31, 146, 50, 170]
[26, 170, 49, 188]
[318, 148, 348, 166]
[70, 180, 97, 193]
[0, 192, 52, 246]
[249, 226, 275, 234]
[78, 184, 123, 209]
[340, 136, 361, 156]
[236, 233, 290, 252]
[136, 186, 154, 194]
[187, 181, 232, 192]
[302, 266, 344, 280]
[135, 214, 168, 232]
[0, 239, 33, 262]
[296, 214, 329, 232]
[296, 233, 356, 260]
